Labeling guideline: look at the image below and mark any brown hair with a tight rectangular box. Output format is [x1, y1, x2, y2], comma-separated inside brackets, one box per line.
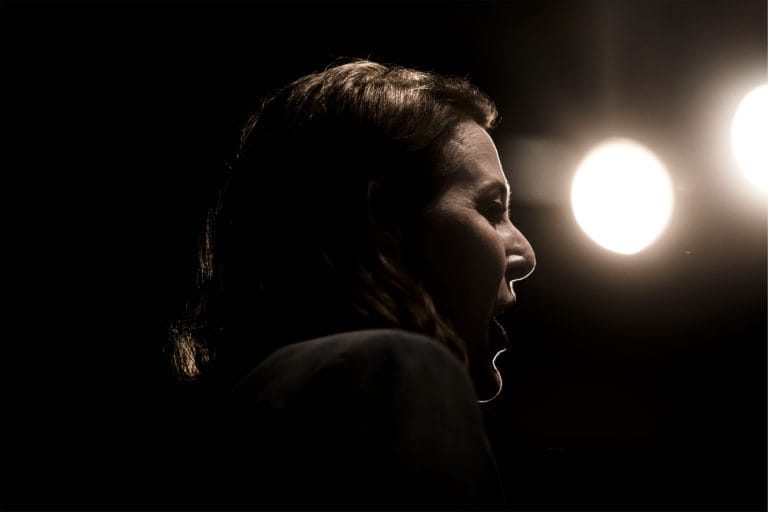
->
[170, 60, 498, 387]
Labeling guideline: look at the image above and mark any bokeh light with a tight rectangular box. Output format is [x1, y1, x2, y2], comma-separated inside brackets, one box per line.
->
[571, 139, 674, 255]
[731, 84, 768, 192]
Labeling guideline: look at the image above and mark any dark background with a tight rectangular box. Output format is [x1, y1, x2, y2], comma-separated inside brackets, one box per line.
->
[2, 1, 766, 510]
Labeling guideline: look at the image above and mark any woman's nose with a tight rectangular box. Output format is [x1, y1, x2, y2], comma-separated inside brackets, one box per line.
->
[504, 223, 536, 282]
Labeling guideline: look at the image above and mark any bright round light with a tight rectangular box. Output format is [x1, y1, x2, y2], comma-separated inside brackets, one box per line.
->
[571, 139, 674, 255]
[731, 84, 768, 191]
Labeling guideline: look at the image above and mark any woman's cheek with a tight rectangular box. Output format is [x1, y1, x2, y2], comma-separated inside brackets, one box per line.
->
[479, 222, 508, 286]
[465, 221, 508, 316]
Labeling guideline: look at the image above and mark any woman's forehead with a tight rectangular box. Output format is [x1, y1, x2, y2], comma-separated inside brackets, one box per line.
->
[446, 122, 508, 190]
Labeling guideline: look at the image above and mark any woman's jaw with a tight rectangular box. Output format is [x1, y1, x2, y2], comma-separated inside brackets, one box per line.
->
[467, 315, 510, 403]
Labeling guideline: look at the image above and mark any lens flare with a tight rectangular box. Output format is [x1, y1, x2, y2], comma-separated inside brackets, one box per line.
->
[731, 84, 768, 192]
[571, 139, 674, 255]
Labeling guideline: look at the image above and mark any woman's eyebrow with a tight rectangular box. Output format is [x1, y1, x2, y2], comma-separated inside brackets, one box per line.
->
[478, 181, 510, 205]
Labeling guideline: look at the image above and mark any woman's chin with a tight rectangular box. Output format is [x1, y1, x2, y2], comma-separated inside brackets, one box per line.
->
[472, 361, 503, 403]
[461, 318, 509, 402]
[472, 319, 508, 402]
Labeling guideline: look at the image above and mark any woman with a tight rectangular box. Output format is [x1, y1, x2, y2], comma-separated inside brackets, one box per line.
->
[167, 60, 535, 508]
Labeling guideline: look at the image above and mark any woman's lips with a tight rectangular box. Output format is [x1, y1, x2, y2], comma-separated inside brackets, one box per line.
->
[489, 316, 509, 352]
[495, 281, 517, 316]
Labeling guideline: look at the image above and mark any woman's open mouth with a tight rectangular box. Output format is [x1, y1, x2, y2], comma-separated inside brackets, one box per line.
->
[489, 316, 509, 353]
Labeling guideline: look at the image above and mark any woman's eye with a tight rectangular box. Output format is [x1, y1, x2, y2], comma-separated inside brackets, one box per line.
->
[481, 200, 507, 224]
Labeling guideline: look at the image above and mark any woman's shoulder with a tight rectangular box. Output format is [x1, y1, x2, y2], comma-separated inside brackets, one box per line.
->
[230, 328, 469, 400]
[268, 327, 456, 362]
[212, 329, 501, 507]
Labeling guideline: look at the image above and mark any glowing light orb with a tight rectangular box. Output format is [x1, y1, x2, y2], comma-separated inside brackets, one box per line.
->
[571, 139, 674, 255]
[731, 84, 768, 191]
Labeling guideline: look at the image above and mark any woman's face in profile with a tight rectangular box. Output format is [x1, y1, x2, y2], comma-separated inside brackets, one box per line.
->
[413, 121, 536, 401]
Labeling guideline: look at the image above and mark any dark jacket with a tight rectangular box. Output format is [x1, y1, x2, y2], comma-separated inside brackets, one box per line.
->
[171, 329, 503, 510]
